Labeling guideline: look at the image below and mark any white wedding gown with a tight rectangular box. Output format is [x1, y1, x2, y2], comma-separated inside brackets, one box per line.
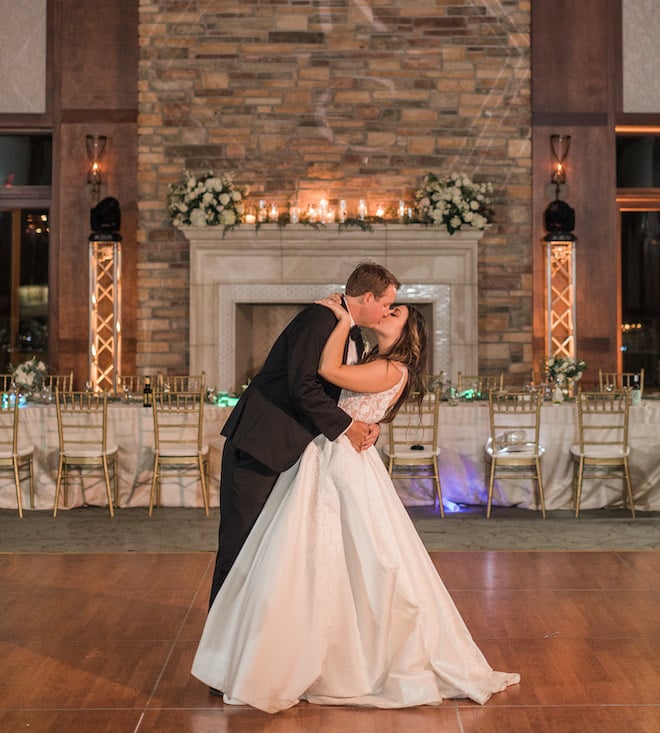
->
[192, 370, 520, 713]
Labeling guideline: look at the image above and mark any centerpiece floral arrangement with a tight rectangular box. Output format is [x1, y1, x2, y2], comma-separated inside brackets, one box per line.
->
[167, 170, 247, 232]
[543, 356, 587, 385]
[414, 172, 494, 235]
[11, 357, 48, 392]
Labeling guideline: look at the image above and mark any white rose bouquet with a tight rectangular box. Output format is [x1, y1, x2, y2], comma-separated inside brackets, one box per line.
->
[167, 170, 247, 232]
[414, 172, 494, 235]
[11, 357, 48, 392]
[544, 356, 587, 385]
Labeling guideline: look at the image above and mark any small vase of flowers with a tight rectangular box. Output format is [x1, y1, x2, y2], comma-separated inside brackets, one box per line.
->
[11, 357, 48, 394]
[544, 356, 587, 398]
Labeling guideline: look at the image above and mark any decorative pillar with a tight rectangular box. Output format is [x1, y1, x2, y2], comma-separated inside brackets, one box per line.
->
[89, 233, 122, 393]
[544, 232, 577, 360]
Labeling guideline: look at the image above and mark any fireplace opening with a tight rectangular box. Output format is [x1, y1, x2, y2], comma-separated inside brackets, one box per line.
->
[233, 302, 435, 392]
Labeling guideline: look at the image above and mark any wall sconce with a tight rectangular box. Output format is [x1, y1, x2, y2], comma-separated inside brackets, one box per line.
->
[85, 134, 107, 205]
[548, 134, 571, 199]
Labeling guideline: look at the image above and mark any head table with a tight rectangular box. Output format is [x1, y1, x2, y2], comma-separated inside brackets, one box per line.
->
[1, 398, 659, 513]
[0, 401, 233, 512]
[391, 399, 660, 513]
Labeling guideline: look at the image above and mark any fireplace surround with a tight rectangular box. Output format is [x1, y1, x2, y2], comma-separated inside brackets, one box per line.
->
[183, 224, 483, 392]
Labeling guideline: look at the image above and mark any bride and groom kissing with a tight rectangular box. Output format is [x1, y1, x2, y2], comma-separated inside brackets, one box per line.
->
[192, 260, 520, 713]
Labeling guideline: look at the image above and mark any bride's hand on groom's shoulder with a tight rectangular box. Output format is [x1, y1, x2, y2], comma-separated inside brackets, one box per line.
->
[316, 293, 347, 320]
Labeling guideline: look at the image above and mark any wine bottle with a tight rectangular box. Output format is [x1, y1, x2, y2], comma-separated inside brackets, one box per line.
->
[143, 376, 153, 408]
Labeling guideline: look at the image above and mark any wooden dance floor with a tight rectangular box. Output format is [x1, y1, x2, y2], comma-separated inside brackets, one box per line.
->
[1, 550, 658, 732]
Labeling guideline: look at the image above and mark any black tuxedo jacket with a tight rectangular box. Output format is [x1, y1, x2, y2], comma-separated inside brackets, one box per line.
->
[221, 303, 353, 473]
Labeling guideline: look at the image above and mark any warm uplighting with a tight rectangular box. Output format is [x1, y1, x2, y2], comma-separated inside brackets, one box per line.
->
[85, 134, 107, 205]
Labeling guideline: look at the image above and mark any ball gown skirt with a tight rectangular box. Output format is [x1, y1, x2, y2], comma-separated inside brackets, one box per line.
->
[192, 431, 520, 713]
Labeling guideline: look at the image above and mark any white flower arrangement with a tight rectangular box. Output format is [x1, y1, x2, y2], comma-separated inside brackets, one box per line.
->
[167, 170, 247, 231]
[11, 357, 48, 392]
[414, 171, 494, 235]
[544, 356, 587, 384]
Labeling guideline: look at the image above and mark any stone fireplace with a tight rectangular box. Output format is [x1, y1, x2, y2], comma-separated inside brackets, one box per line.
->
[184, 225, 482, 392]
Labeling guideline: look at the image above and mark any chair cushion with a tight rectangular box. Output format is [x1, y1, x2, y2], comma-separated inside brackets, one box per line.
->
[570, 444, 629, 459]
[0, 445, 34, 459]
[62, 447, 117, 459]
[158, 445, 210, 458]
[382, 445, 440, 460]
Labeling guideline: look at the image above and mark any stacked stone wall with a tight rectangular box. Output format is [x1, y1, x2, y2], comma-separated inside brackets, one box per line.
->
[138, 0, 531, 380]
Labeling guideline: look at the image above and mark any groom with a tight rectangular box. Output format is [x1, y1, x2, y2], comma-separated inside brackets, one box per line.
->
[209, 261, 401, 604]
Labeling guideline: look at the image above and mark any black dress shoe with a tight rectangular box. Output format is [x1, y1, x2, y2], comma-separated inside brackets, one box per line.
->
[209, 687, 223, 697]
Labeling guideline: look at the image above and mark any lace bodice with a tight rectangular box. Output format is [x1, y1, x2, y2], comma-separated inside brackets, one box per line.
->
[337, 366, 407, 423]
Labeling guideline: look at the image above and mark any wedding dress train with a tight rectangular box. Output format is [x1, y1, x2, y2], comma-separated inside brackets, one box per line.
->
[192, 372, 520, 713]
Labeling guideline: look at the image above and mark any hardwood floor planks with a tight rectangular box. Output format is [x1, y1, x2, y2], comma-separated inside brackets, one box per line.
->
[1, 551, 658, 732]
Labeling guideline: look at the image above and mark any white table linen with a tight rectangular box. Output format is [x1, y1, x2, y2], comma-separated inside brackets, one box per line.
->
[385, 400, 660, 512]
[0, 402, 232, 511]
[2, 400, 659, 512]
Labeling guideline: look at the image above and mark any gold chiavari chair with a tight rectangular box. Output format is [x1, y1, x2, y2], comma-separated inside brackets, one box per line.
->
[0, 399, 35, 517]
[382, 391, 443, 516]
[150, 390, 210, 516]
[0, 374, 14, 392]
[117, 374, 151, 399]
[485, 390, 546, 519]
[598, 368, 644, 395]
[45, 371, 74, 393]
[570, 390, 634, 518]
[157, 371, 206, 394]
[457, 372, 504, 398]
[53, 390, 118, 517]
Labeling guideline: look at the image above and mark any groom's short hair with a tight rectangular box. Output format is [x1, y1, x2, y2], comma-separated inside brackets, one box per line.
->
[345, 261, 400, 298]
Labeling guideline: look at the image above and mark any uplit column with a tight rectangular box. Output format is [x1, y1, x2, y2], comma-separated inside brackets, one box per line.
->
[544, 232, 577, 359]
[89, 233, 122, 392]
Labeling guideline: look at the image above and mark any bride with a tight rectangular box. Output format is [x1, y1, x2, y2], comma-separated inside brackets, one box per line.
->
[192, 295, 520, 713]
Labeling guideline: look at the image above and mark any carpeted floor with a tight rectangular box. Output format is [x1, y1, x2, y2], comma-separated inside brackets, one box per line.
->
[1, 505, 658, 552]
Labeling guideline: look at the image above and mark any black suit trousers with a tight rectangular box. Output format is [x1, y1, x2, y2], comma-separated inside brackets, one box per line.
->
[209, 439, 279, 606]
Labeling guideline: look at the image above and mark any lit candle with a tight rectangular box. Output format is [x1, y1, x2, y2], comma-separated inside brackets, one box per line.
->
[358, 199, 367, 220]
[290, 195, 299, 224]
[319, 198, 328, 216]
[325, 208, 336, 223]
[245, 213, 256, 225]
[398, 200, 405, 220]
[269, 204, 278, 221]
[375, 204, 385, 218]
[258, 200, 267, 222]
[307, 204, 317, 223]
[339, 200, 347, 222]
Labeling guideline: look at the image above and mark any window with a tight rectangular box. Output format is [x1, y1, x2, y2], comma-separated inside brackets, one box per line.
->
[0, 134, 51, 372]
[617, 130, 660, 388]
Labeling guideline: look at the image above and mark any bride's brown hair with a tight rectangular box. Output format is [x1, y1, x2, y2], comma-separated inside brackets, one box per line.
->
[363, 305, 428, 422]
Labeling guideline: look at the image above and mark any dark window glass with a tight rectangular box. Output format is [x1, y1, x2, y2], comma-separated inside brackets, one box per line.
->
[616, 135, 660, 188]
[621, 211, 660, 387]
[0, 209, 49, 370]
[0, 134, 52, 187]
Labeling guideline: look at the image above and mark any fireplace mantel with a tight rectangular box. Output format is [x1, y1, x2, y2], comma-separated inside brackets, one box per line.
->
[183, 224, 482, 391]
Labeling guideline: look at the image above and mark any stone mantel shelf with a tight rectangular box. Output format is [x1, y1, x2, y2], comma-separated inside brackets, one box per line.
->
[181, 225, 483, 391]
[180, 223, 483, 256]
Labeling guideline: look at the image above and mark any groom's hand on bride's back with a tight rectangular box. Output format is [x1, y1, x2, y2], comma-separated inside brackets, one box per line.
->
[345, 420, 370, 452]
